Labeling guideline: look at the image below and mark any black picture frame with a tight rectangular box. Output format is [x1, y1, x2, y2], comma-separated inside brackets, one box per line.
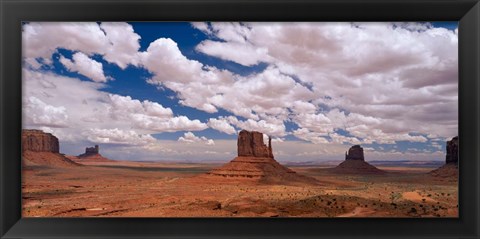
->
[1, 0, 479, 238]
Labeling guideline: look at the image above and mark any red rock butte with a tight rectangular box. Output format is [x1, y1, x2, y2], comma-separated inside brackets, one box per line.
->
[237, 130, 273, 158]
[79, 145, 100, 157]
[74, 144, 111, 162]
[22, 129, 59, 153]
[204, 130, 318, 185]
[22, 129, 80, 167]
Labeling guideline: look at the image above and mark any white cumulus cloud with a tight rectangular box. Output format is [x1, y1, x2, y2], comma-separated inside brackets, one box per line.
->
[21, 22, 459, 160]
[85, 128, 156, 145]
[59, 52, 109, 82]
[207, 118, 236, 134]
[22, 22, 141, 70]
[178, 132, 215, 145]
[23, 96, 69, 128]
[191, 22, 458, 143]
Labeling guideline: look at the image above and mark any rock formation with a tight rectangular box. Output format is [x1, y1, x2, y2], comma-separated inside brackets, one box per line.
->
[203, 130, 317, 185]
[237, 130, 273, 158]
[445, 136, 458, 165]
[333, 145, 384, 174]
[78, 145, 99, 157]
[22, 129, 59, 153]
[22, 129, 80, 167]
[430, 136, 459, 178]
[76, 144, 111, 162]
[345, 145, 364, 160]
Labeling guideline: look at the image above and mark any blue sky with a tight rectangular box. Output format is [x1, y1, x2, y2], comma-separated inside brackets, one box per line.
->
[22, 22, 458, 162]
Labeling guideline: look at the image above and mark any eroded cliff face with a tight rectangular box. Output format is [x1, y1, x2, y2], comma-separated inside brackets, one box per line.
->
[22, 129, 80, 167]
[445, 136, 458, 165]
[237, 130, 273, 158]
[22, 129, 59, 153]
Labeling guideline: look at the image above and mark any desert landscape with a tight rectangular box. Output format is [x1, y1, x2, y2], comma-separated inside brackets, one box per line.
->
[21, 129, 458, 218]
[21, 22, 459, 218]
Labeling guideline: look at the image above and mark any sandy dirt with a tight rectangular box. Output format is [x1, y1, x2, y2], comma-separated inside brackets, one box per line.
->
[22, 160, 458, 218]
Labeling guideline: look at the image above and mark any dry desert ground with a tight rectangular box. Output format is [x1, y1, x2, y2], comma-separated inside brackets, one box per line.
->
[22, 160, 458, 218]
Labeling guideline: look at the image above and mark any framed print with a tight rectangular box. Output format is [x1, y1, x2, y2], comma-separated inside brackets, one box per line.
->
[1, 0, 479, 238]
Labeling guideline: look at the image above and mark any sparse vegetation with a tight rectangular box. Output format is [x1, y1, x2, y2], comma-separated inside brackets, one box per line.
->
[390, 192, 401, 204]
[22, 158, 458, 218]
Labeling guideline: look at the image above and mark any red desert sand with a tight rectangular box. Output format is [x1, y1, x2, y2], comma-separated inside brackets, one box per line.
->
[21, 129, 459, 218]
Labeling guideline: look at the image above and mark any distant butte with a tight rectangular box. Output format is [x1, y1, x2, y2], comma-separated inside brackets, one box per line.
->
[79, 145, 100, 157]
[332, 145, 384, 174]
[22, 129, 80, 167]
[203, 130, 318, 185]
[71, 144, 112, 162]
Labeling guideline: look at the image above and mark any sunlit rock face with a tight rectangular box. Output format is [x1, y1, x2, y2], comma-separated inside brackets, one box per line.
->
[22, 129, 59, 153]
[22, 129, 80, 167]
[237, 130, 273, 158]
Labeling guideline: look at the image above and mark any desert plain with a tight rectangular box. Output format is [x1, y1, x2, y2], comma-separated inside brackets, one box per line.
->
[22, 158, 458, 218]
[21, 129, 458, 218]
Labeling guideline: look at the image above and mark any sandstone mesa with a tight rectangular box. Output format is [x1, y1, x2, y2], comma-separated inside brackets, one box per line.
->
[22, 129, 80, 167]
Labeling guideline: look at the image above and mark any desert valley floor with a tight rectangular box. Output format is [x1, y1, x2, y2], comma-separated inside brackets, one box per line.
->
[22, 160, 458, 218]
